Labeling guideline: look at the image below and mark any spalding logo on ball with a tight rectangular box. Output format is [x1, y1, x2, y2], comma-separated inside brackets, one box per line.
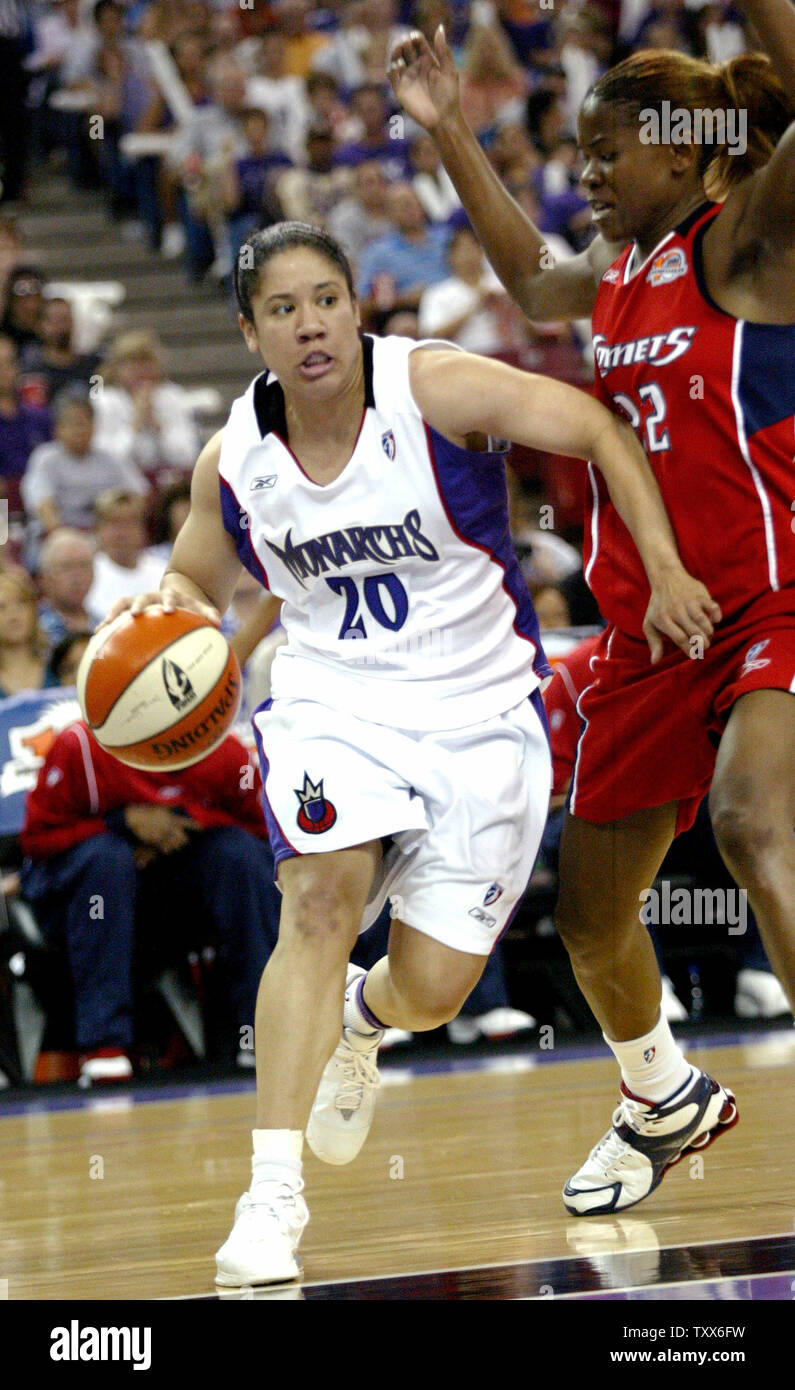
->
[77, 608, 241, 771]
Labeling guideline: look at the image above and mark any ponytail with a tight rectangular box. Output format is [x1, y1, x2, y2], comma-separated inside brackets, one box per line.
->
[586, 50, 793, 198]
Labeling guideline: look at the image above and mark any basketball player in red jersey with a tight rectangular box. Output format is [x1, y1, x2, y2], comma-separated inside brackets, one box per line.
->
[390, 0, 795, 1215]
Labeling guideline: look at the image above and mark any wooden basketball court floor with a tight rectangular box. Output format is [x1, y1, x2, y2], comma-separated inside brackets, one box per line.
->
[2, 1029, 793, 1301]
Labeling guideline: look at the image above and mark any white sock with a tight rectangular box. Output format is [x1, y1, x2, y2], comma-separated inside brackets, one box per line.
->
[251, 1128, 303, 1189]
[343, 971, 384, 1036]
[605, 1010, 693, 1104]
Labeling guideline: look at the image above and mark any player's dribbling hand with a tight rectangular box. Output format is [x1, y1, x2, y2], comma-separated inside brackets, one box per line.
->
[642, 570, 722, 664]
[96, 587, 222, 632]
[388, 25, 460, 132]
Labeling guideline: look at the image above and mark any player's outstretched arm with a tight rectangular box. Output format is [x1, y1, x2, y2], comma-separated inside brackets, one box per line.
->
[388, 26, 617, 321]
[726, 0, 795, 255]
[100, 432, 243, 629]
[410, 348, 722, 661]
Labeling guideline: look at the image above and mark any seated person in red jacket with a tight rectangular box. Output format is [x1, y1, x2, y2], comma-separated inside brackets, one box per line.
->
[20, 722, 281, 1084]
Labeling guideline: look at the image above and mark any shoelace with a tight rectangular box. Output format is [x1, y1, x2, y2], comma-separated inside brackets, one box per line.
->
[334, 1046, 380, 1113]
[244, 1180, 306, 1233]
[587, 1096, 653, 1171]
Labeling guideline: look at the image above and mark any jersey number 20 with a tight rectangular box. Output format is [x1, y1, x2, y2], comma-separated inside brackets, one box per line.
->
[326, 573, 409, 639]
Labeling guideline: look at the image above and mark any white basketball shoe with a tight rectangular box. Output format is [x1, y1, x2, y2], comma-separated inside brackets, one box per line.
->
[306, 965, 382, 1165]
[215, 1178, 309, 1287]
[563, 1068, 738, 1216]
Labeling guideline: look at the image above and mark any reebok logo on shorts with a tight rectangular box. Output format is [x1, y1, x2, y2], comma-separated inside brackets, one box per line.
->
[295, 773, 337, 833]
[741, 639, 771, 676]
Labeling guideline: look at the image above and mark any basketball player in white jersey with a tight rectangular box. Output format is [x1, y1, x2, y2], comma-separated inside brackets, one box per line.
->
[105, 222, 722, 1286]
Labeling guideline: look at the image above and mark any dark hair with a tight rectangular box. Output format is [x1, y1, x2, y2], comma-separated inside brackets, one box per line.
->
[586, 50, 793, 197]
[150, 477, 193, 547]
[49, 631, 93, 685]
[235, 222, 355, 324]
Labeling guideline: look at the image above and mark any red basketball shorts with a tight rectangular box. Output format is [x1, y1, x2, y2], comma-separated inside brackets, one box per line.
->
[569, 588, 795, 833]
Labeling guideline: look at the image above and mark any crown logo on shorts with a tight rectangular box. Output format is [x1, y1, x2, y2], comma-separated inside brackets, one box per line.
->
[295, 773, 337, 834]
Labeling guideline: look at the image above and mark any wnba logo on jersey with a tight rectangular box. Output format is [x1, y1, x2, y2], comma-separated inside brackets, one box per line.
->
[295, 773, 337, 833]
[647, 248, 688, 287]
[381, 430, 396, 460]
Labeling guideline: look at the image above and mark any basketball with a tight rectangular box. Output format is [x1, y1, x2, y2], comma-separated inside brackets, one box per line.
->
[76, 608, 242, 771]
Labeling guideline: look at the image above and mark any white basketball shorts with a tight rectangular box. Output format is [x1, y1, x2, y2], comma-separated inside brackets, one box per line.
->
[251, 690, 551, 955]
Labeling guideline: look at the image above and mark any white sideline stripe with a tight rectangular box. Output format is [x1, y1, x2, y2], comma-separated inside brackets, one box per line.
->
[730, 320, 779, 592]
[72, 721, 99, 814]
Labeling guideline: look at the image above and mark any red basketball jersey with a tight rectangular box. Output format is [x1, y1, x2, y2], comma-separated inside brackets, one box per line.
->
[586, 201, 795, 638]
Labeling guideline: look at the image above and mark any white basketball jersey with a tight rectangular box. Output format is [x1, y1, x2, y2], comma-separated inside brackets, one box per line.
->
[218, 333, 550, 731]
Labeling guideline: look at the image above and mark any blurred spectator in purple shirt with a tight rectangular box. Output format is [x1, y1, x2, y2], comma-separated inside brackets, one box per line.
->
[0, 334, 52, 520]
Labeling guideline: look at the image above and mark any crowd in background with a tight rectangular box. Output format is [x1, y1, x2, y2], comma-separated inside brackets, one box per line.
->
[0, 0, 788, 1083]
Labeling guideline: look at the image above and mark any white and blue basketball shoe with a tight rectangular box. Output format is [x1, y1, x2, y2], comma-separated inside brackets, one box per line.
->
[306, 965, 383, 1165]
[563, 1069, 738, 1216]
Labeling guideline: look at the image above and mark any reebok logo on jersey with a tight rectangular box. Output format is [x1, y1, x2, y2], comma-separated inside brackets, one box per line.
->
[266, 509, 439, 587]
[647, 248, 688, 286]
[594, 326, 697, 377]
[250, 475, 278, 491]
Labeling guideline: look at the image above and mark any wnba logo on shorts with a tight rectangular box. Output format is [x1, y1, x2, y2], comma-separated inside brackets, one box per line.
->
[295, 773, 337, 833]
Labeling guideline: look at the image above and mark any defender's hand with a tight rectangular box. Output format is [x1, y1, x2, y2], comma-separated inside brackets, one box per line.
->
[642, 570, 722, 664]
[388, 25, 460, 133]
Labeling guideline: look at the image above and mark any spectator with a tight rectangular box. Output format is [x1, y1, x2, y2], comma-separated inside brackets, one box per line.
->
[169, 56, 250, 280]
[418, 224, 521, 355]
[305, 70, 359, 143]
[0, 334, 52, 519]
[334, 82, 409, 181]
[221, 106, 292, 262]
[533, 583, 573, 630]
[0, 570, 59, 698]
[246, 30, 312, 164]
[48, 629, 93, 686]
[357, 180, 450, 316]
[327, 159, 392, 275]
[312, 0, 409, 91]
[458, 19, 528, 137]
[20, 723, 282, 1084]
[408, 131, 461, 222]
[92, 330, 201, 484]
[60, 0, 157, 225]
[149, 477, 193, 565]
[275, 0, 333, 77]
[19, 297, 102, 405]
[274, 124, 352, 225]
[23, 395, 147, 536]
[36, 529, 98, 646]
[1, 266, 47, 353]
[85, 488, 166, 620]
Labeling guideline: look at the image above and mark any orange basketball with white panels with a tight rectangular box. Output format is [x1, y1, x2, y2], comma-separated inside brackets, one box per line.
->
[76, 608, 241, 771]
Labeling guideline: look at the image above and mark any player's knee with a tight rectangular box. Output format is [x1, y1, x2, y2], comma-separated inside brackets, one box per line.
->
[709, 786, 777, 878]
[281, 876, 363, 947]
[394, 972, 479, 1028]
